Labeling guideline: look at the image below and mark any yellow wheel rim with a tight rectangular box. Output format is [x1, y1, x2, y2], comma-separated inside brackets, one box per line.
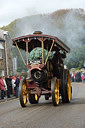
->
[22, 83, 28, 106]
[67, 71, 71, 101]
[35, 94, 38, 101]
[55, 79, 59, 105]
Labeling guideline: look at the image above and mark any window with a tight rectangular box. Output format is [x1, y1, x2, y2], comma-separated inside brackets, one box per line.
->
[0, 49, 2, 59]
[0, 70, 4, 76]
[0, 43, 4, 59]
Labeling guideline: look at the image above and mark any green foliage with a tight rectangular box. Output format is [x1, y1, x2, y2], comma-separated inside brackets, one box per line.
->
[65, 44, 85, 69]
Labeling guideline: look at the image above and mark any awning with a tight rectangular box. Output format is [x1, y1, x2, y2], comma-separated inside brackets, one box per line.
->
[0, 43, 4, 49]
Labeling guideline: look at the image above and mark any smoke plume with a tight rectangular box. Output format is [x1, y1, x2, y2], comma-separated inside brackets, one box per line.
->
[13, 9, 85, 50]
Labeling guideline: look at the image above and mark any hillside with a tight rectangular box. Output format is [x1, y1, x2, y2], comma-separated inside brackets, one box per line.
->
[1, 9, 85, 70]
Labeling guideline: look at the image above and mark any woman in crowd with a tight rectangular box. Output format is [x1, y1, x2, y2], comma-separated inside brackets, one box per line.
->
[0, 76, 5, 99]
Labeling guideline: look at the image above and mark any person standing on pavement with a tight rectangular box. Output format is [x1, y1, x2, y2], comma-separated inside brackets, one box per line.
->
[2, 76, 7, 97]
[12, 76, 16, 96]
[5, 75, 12, 98]
[0, 76, 5, 99]
[15, 76, 20, 98]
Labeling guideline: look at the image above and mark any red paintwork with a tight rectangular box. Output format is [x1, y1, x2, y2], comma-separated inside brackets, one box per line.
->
[27, 65, 31, 69]
[27, 64, 45, 69]
[27, 81, 37, 88]
[30, 67, 41, 71]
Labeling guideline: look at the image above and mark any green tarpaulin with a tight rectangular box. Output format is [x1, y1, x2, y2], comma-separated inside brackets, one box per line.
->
[29, 47, 53, 61]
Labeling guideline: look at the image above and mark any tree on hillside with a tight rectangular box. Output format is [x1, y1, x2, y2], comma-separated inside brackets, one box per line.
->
[65, 44, 85, 69]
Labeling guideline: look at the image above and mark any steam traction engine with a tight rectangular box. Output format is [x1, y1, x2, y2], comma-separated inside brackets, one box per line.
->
[12, 31, 71, 107]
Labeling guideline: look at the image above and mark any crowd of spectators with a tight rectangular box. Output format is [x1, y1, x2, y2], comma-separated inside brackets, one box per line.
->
[0, 75, 21, 100]
[70, 71, 85, 83]
[0, 71, 85, 99]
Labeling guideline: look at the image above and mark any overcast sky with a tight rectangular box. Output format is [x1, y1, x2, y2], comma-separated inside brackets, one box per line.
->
[0, 0, 85, 27]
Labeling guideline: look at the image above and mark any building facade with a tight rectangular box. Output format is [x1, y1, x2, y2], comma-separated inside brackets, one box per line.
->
[0, 29, 13, 76]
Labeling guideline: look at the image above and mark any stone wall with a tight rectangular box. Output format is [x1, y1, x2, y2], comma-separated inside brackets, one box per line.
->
[0, 29, 13, 76]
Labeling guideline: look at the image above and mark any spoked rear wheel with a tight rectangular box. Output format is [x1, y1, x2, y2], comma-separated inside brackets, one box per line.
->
[62, 69, 71, 103]
[51, 78, 59, 106]
[19, 79, 28, 107]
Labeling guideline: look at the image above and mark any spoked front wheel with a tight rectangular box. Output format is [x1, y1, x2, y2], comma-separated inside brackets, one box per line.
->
[51, 78, 59, 106]
[19, 79, 28, 107]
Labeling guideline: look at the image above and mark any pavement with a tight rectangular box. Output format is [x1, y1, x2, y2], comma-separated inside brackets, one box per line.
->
[0, 96, 17, 103]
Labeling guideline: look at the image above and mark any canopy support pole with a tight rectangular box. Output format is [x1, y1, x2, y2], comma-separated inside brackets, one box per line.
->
[45, 40, 54, 65]
[42, 40, 44, 64]
[15, 42, 26, 66]
[26, 41, 29, 65]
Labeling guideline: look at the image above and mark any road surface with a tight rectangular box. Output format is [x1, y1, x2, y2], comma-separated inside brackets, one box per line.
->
[0, 82, 85, 128]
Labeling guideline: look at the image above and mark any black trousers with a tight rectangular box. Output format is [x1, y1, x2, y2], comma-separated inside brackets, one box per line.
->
[7, 86, 11, 98]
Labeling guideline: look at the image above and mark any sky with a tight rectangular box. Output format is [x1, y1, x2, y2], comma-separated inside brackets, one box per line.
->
[0, 0, 85, 27]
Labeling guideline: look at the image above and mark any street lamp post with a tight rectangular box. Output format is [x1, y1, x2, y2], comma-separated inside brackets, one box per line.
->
[3, 31, 9, 75]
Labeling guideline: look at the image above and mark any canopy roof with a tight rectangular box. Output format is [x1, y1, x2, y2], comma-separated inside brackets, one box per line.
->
[12, 31, 70, 53]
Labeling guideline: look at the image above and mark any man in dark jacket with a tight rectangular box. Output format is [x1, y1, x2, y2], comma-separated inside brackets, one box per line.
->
[5, 75, 12, 98]
[15, 76, 20, 98]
